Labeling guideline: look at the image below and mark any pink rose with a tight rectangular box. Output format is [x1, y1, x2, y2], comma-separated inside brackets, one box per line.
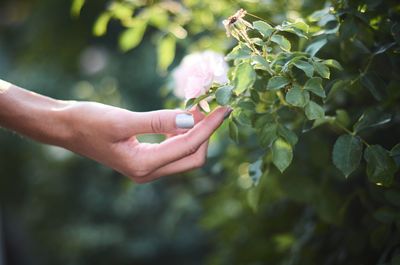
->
[173, 50, 229, 101]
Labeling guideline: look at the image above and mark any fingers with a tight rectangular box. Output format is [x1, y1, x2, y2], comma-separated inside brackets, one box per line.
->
[134, 140, 209, 183]
[165, 107, 205, 138]
[128, 109, 192, 135]
[137, 106, 230, 172]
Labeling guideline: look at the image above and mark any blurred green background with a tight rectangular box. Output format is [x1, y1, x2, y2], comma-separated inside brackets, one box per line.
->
[1, 0, 400, 265]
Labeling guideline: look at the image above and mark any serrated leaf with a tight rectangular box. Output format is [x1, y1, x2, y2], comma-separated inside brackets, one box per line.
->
[332, 135, 363, 177]
[119, 20, 147, 51]
[364, 145, 397, 186]
[267, 76, 290, 90]
[277, 21, 309, 38]
[293, 60, 314, 77]
[304, 77, 326, 98]
[234, 62, 256, 95]
[291, 21, 309, 32]
[259, 123, 278, 147]
[271, 34, 291, 51]
[157, 35, 176, 72]
[225, 43, 252, 61]
[253, 20, 274, 38]
[215, 85, 233, 106]
[306, 38, 327, 57]
[285, 86, 309, 107]
[353, 109, 392, 133]
[252, 55, 272, 74]
[305, 101, 324, 120]
[272, 138, 293, 173]
[278, 125, 298, 146]
[313, 61, 330, 79]
[323, 59, 343, 71]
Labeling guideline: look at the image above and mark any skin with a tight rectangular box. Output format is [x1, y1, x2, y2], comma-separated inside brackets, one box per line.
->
[0, 79, 231, 183]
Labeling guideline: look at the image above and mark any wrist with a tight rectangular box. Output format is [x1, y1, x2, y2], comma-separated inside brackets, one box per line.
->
[0, 81, 74, 146]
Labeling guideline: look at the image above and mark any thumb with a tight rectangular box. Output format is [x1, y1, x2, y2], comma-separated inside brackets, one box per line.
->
[131, 109, 197, 134]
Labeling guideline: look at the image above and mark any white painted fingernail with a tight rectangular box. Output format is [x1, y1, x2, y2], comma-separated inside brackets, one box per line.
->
[176, 113, 194, 129]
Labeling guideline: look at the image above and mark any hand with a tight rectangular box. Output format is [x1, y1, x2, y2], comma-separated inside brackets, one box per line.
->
[61, 102, 231, 183]
[0, 80, 231, 183]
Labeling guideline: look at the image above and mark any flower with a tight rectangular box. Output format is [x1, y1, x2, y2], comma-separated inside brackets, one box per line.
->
[222, 9, 252, 37]
[172, 50, 229, 104]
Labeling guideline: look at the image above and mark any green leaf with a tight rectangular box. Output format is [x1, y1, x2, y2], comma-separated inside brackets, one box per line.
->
[277, 21, 309, 38]
[259, 123, 278, 147]
[335, 109, 351, 128]
[304, 77, 325, 98]
[237, 100, 256, 110]
[215, 85, 234, 106]
[323, 59, 343, 71]
[71, 0, 85, 17]
[234, 62, 256, 95]
[267, 76, 290, 90]
[390, 143, 400, 166]
[353, 109, 392, 133]
[93, 13, 111, 36]
[225, 43, 252, 61]
[332, 135, 363, 177]
[253, 21, 274, 38]
[313, 61, 330, 79]
[306, 38, 327, 57]
[119, 20, 147, 51]
[184, 94, 209, 110]
[252, 55, 272, 74]
[271, 34, 291, 51]
[361, 74, 387, 101]
[278, 125, 298, 146]
[305, 101, 324, 120]
[229, 118, 239, 143]
[285, 86, 309, 107]
[157, 35, 176, 72]
[272, 138, 293, 173]
[293, 60, 314, 77]
[291, 21, 309, 33]
[364, 145, 397, 186]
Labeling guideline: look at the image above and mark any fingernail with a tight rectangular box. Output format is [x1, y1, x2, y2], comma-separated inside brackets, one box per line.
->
[224, 108, 233, 120]
[176, 113, 194, 128]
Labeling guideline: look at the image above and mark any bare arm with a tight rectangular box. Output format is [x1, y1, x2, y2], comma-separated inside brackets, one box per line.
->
[0, 79, 231, 183]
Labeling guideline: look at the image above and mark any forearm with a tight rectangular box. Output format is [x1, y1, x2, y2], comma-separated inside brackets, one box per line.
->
[0, 79, 72, 146]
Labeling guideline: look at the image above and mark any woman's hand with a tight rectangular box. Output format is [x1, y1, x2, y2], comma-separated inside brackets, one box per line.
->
[0, 80, 231, 183]
[61, 102, 231, 183]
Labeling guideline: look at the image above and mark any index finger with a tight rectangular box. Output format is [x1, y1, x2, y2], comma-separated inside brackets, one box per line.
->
[141, 106, 231, 170]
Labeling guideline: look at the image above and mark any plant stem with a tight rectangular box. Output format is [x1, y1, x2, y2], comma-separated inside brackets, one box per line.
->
[246, 12, 275, 26]
[334, 121, 370, 147]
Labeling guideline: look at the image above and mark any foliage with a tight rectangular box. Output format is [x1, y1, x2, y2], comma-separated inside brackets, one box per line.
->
[91, 0, 400, 263]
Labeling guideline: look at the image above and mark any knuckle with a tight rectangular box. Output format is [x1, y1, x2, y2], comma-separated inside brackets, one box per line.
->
[186, 143, 199, 156]
[150, 113, 163, 133]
